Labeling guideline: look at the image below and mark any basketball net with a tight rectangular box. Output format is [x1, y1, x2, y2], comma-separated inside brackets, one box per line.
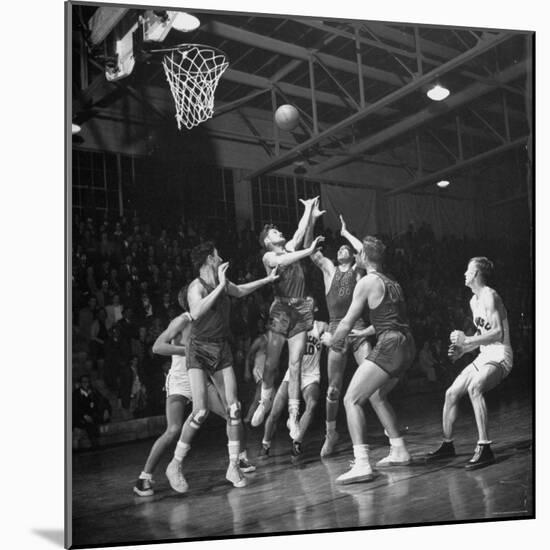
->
[161, 45, 229, 130]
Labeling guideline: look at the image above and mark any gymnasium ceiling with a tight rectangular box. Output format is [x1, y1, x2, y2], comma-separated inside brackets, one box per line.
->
[71, 4, 533, 199]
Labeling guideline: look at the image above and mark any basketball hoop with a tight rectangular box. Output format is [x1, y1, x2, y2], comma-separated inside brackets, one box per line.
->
[151, 43, 229, 130]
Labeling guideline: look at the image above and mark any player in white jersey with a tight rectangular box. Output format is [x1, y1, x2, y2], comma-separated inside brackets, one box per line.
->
[258, 316, 327, 458]
[425, 257, 513, 470]
[133, 288, 254, 497]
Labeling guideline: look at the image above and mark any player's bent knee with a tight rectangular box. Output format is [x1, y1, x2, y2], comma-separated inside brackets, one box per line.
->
[445, 387, 460, 403]
[189, 408, 209, 429]
[326, 385, 340, 403]
[227, 401, 242, 426]
[166, 423, 184, 438]
[343, 392, 361, 409]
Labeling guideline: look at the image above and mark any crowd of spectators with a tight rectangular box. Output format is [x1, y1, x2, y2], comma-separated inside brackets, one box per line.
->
[72, 209, 533, 429]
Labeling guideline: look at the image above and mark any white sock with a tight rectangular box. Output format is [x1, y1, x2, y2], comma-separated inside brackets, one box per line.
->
[262, 439, 271, 448]
[443, 438, 453, 443]
[389, 437, 405, 448]
[326, 421, 336, 434]
[238, 449, 248, 460]
[478, 440, 492, 445]
[288, 398, 300, 418]
[353, 444, 370, 461]
[174, 441, 191, 462]
[227, 440, 240, 464]
[139, 471, 152, 480]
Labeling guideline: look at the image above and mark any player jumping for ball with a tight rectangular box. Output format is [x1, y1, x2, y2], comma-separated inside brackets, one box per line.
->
[425, 257, 513, 470]
[251, 197, 324, 439]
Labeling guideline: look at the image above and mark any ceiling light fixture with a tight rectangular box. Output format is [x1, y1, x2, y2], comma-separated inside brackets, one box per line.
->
[427, 84, 450, 101]
[437, 180, 450, 188]
[172, 12, 201, 32]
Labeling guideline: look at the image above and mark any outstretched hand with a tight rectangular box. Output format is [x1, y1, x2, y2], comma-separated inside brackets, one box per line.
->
[217, 262, 229, 286]
[267, 265, 279, 282]
[310, 235, 325, 251]
[339, 214, 348, 236]
[299, 196, 319, 211]
[312, 197, 326, 219]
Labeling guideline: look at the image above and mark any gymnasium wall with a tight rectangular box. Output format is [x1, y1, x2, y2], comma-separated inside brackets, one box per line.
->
[73, 89, 529, 242]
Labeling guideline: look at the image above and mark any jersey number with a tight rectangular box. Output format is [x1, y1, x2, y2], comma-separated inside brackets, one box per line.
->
[387, 282, 404, 303]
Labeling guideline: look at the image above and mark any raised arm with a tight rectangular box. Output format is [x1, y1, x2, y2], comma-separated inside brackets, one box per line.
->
[340, 214, 363, 254]
[227, 267, 279, 298]
[152, 312, 192, 356]
[187, 263, 229, 321]
[286, 197, 317, 252]
[304, 198, 334, 276]
[264, 235, 325, 269]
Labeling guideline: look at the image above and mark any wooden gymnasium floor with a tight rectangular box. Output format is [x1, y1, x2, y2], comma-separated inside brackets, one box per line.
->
[71, 385, 533, 547]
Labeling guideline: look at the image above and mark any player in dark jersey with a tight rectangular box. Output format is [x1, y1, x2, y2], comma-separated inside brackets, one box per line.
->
[326, 236, 416, 484]
[164, 241, 279, 492]
[303, 202, 372, 456]
[251, 197, 325, 438]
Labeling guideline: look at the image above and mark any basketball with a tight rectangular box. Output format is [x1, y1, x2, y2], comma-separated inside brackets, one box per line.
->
[274, 104, 300, 131]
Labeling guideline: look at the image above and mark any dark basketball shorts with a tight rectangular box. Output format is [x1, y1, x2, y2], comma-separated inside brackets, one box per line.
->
[187, 337, 233, 373]
[268, 297, 314, 339]
[329, 318, 369, 355]
[367, 329, 416, 378]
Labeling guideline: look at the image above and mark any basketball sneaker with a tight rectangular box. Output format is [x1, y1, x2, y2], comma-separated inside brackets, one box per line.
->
[286, 417, 300, 441]
[251, 397, 273, 427]
[165, 460, 189, 494]
[425, 441, 456, 462]
[336, 459, 375, 485]
[376, 445, 411, 467]
[238, 457, 256, 473]
[133, 476, 154, 497]
[257, 443, 270, 460]
[320, 431, 340, 457]
[226, 463, 248, 488]
[465, 443, 495, 470]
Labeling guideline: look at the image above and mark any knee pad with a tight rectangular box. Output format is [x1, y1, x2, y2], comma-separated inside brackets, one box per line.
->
[227, 401, 242, 426]
[189, 408, 209, 429]
[326, 386, 340, 403]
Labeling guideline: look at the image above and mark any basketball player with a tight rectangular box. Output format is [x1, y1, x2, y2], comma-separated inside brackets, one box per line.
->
[133, 288, 255, 497]
[325, 236, 415, 484]
[258, 313, 327, 458]
[251, 197, 325, 439]
[162, 242, 278, 492]
[425, 257, 513, 470]
[303, 203, 371, 457]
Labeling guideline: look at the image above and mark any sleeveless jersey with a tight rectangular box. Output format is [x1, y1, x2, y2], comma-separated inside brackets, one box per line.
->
[326, 267, 357, 321]
[273, 258, 306, 298]
[189, 278, 230, 340]
[470, 287, 512, 354]
[368, 272, 410, 335]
